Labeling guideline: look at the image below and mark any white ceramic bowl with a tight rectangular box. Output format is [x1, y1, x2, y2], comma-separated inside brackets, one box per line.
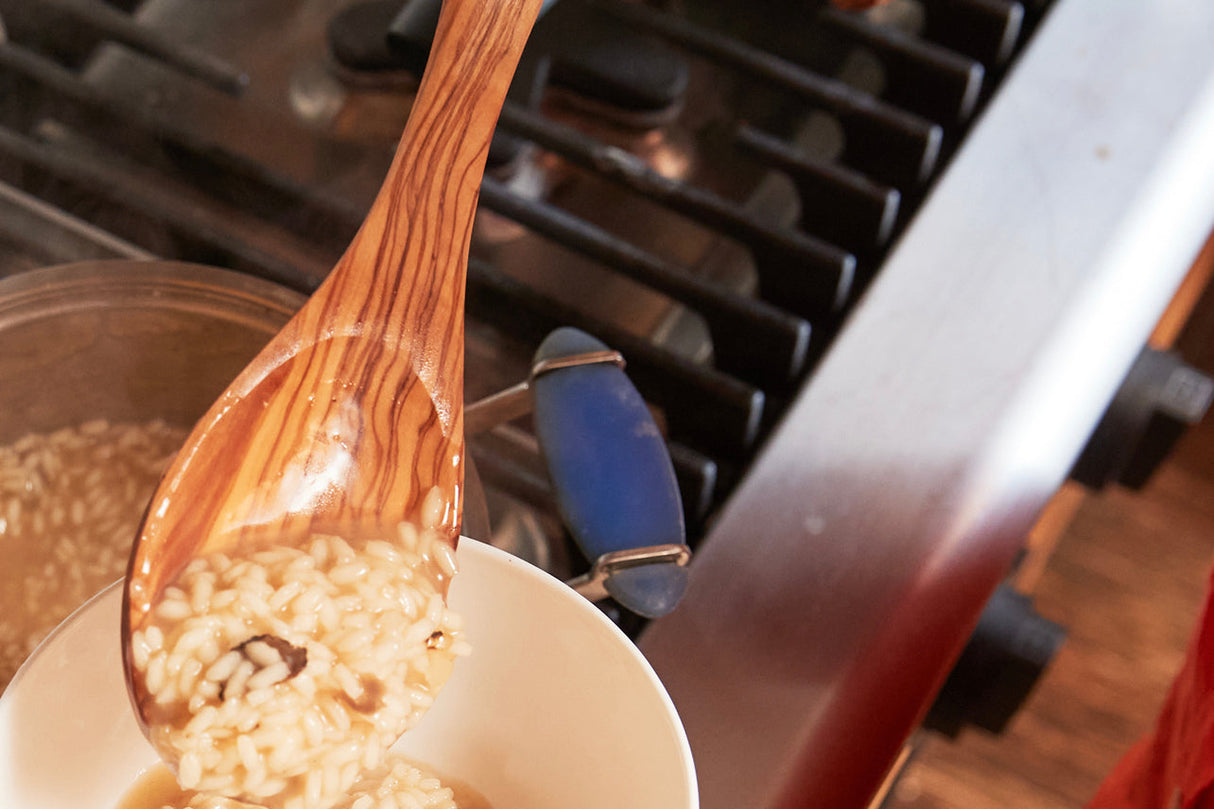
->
[0, 538, 697, 809]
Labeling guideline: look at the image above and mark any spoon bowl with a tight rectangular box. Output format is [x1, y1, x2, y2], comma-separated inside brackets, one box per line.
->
[122, 0, 544, 731]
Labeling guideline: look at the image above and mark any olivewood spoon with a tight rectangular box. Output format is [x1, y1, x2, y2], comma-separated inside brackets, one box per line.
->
[122, 0, 544, 727]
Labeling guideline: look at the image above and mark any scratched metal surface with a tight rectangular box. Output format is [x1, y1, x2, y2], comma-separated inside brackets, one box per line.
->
[638, 1, 1214, 807]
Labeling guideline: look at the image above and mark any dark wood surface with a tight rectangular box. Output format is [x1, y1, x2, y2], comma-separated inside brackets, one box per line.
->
[884, 277, 1214, 809]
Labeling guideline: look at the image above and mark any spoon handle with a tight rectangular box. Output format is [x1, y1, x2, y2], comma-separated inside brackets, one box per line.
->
[244, 0, 543, 533]
[151, 0, 541, 554]
[326, 0, 543, 330]
[318, 0, 544, 411]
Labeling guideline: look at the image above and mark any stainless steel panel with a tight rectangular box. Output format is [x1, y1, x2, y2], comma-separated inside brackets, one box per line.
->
[639, 1, 1214, 806]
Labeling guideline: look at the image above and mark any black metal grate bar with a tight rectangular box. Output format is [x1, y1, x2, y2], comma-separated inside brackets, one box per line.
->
[0, 41, 363, 253]
[0, 123, 328, 292]
[0, 178, 151, 268]
[478, 177, 812, 388]
[817, 6, 985, 124]
[497, 102, 855, 320]
[468, 442, 555, 516]
[665, 441, 719, 530]
[588, 0, 944, 189]
[34, 0, 249, 96]
[735, 123, 900, 256]
[918, 0, 1026, 67]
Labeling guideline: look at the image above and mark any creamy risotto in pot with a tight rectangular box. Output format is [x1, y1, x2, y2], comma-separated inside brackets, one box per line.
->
[0, 419, 186, 690]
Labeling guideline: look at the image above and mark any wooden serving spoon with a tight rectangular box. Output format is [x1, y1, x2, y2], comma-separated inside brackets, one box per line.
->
[122, 0, 545, 727]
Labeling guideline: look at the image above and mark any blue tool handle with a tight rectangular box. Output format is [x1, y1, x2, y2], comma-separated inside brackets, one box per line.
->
[532, 328, 688, 618]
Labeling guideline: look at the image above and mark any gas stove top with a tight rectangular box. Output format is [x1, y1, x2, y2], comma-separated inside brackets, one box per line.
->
[3, 1, 1214, 807]
[0, 0, 1037, 544]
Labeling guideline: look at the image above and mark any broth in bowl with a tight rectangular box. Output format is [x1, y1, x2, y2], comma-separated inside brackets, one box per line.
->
[115, 756, 492, 809]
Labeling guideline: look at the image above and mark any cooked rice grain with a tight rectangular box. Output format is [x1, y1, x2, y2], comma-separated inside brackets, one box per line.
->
[133, 515, 466, 809]
[139, 755, 460, 809]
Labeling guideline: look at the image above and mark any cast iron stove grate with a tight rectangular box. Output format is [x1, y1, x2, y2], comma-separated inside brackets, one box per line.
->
[0, 0, 1051, 615]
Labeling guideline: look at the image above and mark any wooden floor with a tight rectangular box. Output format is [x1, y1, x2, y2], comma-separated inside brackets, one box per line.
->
[884, 284, 1214, 808]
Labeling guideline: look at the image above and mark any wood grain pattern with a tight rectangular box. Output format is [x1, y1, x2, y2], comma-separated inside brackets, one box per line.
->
[122, 0, 545, 720]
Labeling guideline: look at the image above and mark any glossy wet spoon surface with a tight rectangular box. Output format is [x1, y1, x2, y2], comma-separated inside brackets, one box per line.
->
[122, 0, 544, 730]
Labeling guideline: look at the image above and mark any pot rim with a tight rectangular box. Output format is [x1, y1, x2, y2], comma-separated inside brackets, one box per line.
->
[0, 260, 307, 332]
